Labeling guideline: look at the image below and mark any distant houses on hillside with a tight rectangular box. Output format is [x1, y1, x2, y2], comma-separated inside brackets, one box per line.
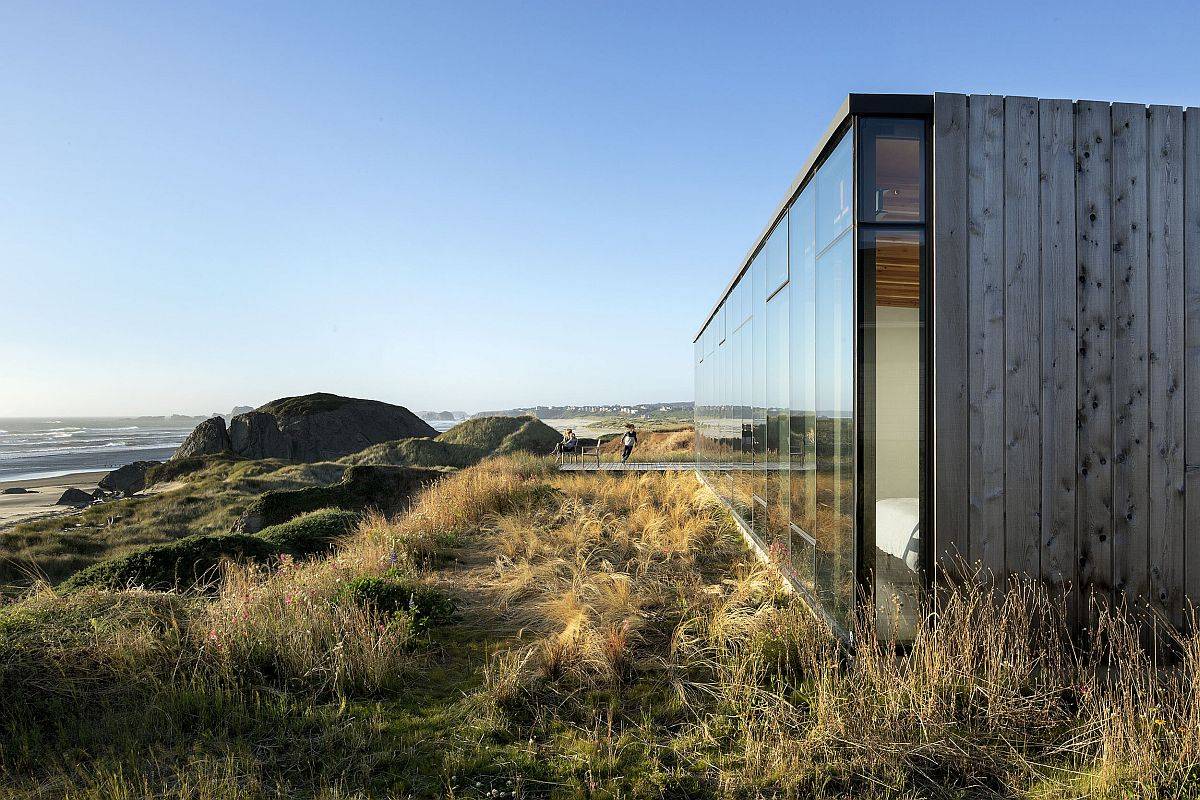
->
[470, 402, 692, 420]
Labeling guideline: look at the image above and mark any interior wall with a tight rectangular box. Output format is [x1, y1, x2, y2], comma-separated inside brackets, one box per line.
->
[875, 305, 920, 500]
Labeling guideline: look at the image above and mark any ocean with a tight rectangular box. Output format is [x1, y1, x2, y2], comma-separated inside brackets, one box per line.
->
[0, 416, 462, 484]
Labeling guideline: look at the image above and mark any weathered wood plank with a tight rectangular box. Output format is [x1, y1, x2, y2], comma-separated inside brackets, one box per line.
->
[1110, 102, 1149, 608]
[933, 92, 971, 579]
[1075, 100, 1115, 608]
[1186, 107, 1200, 610]
[1148, 104, 1186, 626]
[968, 94, 1006, 581]
[1004, 96, 1042, 579]
[1039, 99, 1077, 607]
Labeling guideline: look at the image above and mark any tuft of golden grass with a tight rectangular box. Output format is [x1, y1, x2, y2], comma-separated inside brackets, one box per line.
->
[3, 455, 1200, 798]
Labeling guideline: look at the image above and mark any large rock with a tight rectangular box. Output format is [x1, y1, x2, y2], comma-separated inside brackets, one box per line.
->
[173, 416, 232, 460]
[99, 460, 162, 496]
[1, 487, 34, 495]
[172, 393, 437, 463]
[56, 488, 94, 506]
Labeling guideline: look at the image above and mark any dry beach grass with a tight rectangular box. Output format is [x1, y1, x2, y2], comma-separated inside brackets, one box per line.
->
[0, 456, 1197, 798]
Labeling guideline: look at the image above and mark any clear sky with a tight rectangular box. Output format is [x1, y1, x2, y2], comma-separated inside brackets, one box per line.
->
[2, 1, 1199, 416]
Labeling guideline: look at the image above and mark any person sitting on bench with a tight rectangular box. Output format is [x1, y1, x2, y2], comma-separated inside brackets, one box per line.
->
[554, 429, 579, 457]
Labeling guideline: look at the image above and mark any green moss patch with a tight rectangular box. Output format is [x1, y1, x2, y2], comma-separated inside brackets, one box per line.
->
[60, 509, 359, 593]
[435, 415, 560, 456]
[233, 465, 443, 532]
[336, 571, 458, 632]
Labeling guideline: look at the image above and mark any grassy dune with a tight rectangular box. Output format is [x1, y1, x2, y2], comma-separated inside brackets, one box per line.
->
[0, 458, 344, 591]
[1, 457, 1197, 798]
[0, 416, 563, 595]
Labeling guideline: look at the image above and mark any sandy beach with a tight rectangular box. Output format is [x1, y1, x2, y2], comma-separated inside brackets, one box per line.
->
[0, 471, 105, 528]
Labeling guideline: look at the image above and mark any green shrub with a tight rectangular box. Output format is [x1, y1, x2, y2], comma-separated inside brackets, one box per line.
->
[59, 532, 276, 593]
[340, 437, 482, 468]
[145, 453, 243, 485]
[234, 466, 442, 532]
[256, 392, 355, 417]
[435, 415, 560, 456]
[335, 571, 457, 631]
[60, 509, 359, 593]
[255, 508, 360, 553]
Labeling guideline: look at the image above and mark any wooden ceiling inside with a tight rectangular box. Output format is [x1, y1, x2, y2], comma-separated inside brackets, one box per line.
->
[875, 235, 920, 308]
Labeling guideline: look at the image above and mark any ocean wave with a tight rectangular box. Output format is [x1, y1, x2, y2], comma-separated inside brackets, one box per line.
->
[0, 441, 184, 461]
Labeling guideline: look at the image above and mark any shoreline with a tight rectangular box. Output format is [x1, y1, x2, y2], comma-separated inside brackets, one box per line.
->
[0, 471, 106, 529]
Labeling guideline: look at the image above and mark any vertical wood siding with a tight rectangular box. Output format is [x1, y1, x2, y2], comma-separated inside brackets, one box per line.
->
[1004, 96, 1042, 579]
[1039, 99, 1078, 613]
[933, 95, 1198, 620]
[1110, 102, 1149, 607]
[933, 92, 971, 577]
[1147, 105, 1186, 627]
[1186, 108, 1200, 608]
[967, 94, 1005, 580]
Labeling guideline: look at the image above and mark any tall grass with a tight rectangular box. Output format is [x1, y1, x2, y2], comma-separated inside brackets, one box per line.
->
[1, 455, 1197, 798]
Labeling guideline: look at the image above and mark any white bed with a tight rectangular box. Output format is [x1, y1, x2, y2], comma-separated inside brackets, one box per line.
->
[875, 497, 920, 571]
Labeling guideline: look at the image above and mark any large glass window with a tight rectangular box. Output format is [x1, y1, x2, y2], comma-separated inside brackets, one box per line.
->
[698, 119, 931, 639]
[733, 319, 753, 522]
[764, 289, 790, 567]
[764, 218, 788, 297]
[751, 253, 768, 539]
[789, 184, 817, 597]
[858, 118, 925, 223]
[815, 229, 855, 625]
[817, 135, 853, 251]
[861, 230, 924, 638]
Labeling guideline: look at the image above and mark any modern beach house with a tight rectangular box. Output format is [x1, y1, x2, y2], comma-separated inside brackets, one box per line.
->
[693, 92, 1200, 638]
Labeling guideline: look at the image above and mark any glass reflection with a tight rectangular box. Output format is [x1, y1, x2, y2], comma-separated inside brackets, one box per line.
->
[765, 289, 790, 569]
[815, 230, 855, 625]
[789, 184, 817, 596]
[696, 126, 860, 634]
[817, 135, 853, 251]
[858, 118, 925, 223]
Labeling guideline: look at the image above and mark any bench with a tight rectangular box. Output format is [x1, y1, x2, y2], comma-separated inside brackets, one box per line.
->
[558, 437, 601, 467]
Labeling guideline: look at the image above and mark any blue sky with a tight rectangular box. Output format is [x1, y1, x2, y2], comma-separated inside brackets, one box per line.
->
[2, 1, 1198, 416]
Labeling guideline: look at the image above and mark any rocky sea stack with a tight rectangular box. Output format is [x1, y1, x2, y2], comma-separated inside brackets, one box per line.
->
[98, 460, 161, 496]
[172, 393, 437, 463]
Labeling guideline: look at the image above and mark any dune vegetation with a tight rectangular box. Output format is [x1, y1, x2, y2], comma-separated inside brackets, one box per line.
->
[0, 417, 561, 596]
[1, 455, 1197, 799]
[0, 457, 345, 591]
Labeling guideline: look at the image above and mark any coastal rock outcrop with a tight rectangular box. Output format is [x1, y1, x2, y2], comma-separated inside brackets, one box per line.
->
[56, 488, 94, 506]
[174, 416, 233, 460]
[99, 460, 162, 496]
[171, 393, 438, 463]
[2, 487, 33, 495]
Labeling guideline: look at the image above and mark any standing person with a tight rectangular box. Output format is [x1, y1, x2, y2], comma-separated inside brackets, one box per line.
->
[620, 424, 638, 465]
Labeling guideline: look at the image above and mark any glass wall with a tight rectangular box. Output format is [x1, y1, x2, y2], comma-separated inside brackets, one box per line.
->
[858, 116, 927, 638]
[694, 116, 927, 638]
